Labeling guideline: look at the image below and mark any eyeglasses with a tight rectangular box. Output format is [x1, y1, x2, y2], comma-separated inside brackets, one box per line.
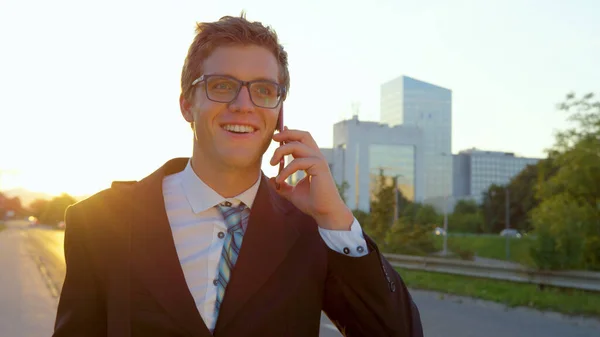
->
[191, 74, 286, 109]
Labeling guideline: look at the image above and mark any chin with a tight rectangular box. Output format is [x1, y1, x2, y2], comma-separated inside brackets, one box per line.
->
[220, 152, 262, 169]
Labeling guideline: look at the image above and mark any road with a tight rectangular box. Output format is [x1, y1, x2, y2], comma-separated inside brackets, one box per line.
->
[2, 223, 600, 336]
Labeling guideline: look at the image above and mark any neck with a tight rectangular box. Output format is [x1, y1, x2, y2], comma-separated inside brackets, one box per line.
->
[189, 154, 261, 198]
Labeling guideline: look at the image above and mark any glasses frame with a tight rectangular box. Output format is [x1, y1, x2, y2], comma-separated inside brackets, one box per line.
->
[191, 74, 286, 109]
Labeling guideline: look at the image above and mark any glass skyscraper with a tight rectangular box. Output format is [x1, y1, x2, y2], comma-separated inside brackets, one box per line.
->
[381, 76, 453, 207]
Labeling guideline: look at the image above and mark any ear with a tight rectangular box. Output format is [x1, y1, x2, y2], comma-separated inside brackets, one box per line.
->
[180, 94, 194, 123]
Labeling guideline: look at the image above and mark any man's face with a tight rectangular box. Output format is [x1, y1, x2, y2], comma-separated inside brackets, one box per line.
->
[180, 45, 281, 170]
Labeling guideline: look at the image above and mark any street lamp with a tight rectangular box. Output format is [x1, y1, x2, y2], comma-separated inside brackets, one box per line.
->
[442, 195, 449, 256]
[438, 152, 452, 257]
[392, 174, 402, 223]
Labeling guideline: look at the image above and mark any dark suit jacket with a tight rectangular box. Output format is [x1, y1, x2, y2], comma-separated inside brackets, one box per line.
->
[53, 158, 423, 337]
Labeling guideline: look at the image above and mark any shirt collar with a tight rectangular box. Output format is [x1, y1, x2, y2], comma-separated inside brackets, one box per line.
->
[180, 159, 261, 214]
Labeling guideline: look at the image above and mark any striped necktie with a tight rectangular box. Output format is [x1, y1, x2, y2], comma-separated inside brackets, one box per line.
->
[214, 202, 250, 318]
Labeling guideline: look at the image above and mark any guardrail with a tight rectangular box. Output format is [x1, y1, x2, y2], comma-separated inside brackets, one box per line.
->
[383, 253, 600, 292]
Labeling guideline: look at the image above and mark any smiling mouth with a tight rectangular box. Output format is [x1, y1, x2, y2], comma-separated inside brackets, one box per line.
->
[222, 124, 257, 134]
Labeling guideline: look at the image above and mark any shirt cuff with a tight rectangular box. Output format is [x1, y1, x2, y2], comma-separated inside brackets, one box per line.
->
[317, 217, 369, 257]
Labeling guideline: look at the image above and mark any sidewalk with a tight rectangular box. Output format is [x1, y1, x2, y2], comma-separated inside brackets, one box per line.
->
[0, 225, 57, 337]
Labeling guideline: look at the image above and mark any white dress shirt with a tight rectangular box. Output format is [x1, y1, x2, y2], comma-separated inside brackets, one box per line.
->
[162, 160, 368, 331]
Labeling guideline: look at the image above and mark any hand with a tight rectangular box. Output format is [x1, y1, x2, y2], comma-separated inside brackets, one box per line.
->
[269, 127, 354, 230]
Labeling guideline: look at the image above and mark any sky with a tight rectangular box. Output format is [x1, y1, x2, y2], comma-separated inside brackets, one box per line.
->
[0, 0, 598, 197]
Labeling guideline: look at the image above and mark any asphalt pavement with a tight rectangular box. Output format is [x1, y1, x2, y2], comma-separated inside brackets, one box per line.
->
[0, 222, 57, 337]
[2, 224, 600, 337]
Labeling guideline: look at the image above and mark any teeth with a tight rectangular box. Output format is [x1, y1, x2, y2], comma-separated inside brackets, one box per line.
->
[222, 124, 255, 133]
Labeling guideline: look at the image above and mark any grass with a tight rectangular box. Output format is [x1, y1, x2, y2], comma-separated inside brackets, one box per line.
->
[397, 267, 600, 318]
[432, 235, 536, 266]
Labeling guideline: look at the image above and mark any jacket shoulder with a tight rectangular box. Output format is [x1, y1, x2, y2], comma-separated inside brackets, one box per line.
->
[66, 181, 138, 228]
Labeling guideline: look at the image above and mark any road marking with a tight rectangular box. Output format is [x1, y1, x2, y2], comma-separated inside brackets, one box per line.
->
[23, 231, 61, 300]
[32, 254, 60, 299]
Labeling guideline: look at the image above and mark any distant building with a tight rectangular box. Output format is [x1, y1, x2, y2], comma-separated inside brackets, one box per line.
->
[288, 115, 425, 212]
[453, 148, 541, 203]
[380, 75, 453, 208]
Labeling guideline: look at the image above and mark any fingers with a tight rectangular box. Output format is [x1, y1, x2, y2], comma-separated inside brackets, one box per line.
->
[272, 128, 319, 149]
[275, 157, 324, 184]
[270, 141, 322, 166]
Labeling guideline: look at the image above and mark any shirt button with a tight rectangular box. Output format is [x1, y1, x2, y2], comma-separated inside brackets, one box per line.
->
[343, 247, 350, 255]
[222, 201, 232, 207]
[357, 246, 365, 253]
[218, 232, 225, 239]
[213, 279, 218, 286]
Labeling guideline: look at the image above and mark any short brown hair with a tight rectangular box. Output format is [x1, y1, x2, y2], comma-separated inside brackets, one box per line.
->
[181, 13, 290, 101]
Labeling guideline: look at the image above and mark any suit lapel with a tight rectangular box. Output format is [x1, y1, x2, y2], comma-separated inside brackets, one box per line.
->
[213, 175, 299, 334]
[130, 158, 212, 337]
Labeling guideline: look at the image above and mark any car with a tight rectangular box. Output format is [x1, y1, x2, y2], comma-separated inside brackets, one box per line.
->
[500, 229, 521, 238]
[28, 216, 39, 226]
[434, 227, 447, 236]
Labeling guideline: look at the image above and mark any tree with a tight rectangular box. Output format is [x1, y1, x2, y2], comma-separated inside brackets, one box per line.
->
[385, 217, 436, 255]
[335, 180, 349, 204]
[366, 169, 395, 245]
[507, 163, 542, 233]
[479, 157, 559, 234]
[414, 204, 439, 227]
[531, 92, 600, 270]
[507, 158, 560, 233]
[352, 209, 370, 229]
[40, 193, 77, 226]
[29, 198, 50, 218]
[0, 193, 26, 218]
[453, 199, 479, 215]
[481, 184, 507, 233]
[450, 199, 484, 233]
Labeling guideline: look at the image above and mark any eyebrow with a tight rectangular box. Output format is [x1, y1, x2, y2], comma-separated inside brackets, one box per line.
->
[206, 73, 279, 83]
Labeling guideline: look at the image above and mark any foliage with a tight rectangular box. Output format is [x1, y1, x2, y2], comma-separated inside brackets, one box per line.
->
[386, 195, 438, 255]
[362, 169, 439, 254]
[29, 198, 50, 218]
[365, 169, 396, 245]
[449, 199, 484, 233]
[352, 209, 370, 229]
[385, 217, 436, 255]
[39, 193, 77, 226]
[479, 158, 559, 235]
[530, 92, 600, 271]
[454, 199, 479, 214]
[0, 192, 26, 218]
[507, 161, 550, 232]
[335, 180, 349, 204]
[399, 202, 440, 227]
[481, 184, 508, 233]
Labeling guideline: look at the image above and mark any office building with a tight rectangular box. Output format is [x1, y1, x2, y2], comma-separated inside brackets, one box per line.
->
[453, 148, 541, 203]
[288, 115, 425, 212]
[380, 75, 453, 209]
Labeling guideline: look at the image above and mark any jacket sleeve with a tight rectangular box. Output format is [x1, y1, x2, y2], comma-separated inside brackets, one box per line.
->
[322, 235, 424, 337]
[53, 205, 107, 337]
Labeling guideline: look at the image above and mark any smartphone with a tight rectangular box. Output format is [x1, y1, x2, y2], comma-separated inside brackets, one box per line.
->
[276, 106, 284, 189]
[277, 105, 285, 175]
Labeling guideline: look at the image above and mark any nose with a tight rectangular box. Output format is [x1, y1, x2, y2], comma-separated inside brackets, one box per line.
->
[229, 86, 255, 113]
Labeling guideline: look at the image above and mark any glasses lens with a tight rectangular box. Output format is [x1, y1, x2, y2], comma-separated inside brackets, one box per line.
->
[249, 81, 281, 108]
[205, 76, 240, 103]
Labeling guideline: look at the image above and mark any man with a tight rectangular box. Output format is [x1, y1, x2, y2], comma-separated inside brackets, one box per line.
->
[53, 14, 423, 337]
